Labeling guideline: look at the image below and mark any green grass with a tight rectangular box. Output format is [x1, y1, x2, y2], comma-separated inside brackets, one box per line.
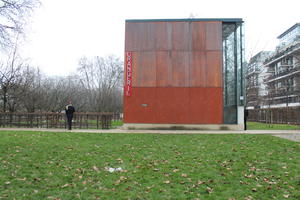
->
[0, 131, 299, 199]
[248, 122, 300, 130]
[111, 120, 123, 128]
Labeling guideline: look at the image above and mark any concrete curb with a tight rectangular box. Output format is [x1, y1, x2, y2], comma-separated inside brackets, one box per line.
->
[0, 127, 300, 134]
[1, 128, 300, 142]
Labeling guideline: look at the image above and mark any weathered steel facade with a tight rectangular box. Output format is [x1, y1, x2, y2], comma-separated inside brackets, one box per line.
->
[124, 18, 244, 130]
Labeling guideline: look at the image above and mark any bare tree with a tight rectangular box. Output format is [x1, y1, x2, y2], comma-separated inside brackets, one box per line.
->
[40, 76, 68, 112]
[0, 41, 24, 112]
[1, 53, 124, 113]
[18, 65, 44, 112]
[0, 0, 40, 48]
[77, 55, 123, 112]
[40, 75, 83, 112]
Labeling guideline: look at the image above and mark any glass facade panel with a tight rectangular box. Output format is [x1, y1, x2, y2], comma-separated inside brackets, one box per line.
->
[223, 22, 244, 124]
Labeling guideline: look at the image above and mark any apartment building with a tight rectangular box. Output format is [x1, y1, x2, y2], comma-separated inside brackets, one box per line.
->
[263, 23, 300, 108]
[246, 51, 272, 109]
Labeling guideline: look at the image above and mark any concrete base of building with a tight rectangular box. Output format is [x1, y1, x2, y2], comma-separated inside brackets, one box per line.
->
[122, 123, 245, 131]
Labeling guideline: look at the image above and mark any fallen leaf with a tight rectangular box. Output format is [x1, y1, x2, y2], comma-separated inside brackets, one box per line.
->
[263, 178, 269, 182]
[61, 184, 70, 188]
[163, 180, 170, 184]
[115, 180, 121, 185]
[197, 180, 205, 185]
[92, 166, 99, 171]
[181, 173, 188, 177]
[145, 186, 152, 192]
[266, 186, 272, 190]
[125, 186, 132, 190]
[250, 167, 256, 171]
[283, 194, 289, 198]
[206, 187, 213, 194]
[244, 174, 253, 178]
[251, 188, 257, 192]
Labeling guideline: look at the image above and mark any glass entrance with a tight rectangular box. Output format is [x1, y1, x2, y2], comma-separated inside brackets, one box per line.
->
[222, 22, 244, 124]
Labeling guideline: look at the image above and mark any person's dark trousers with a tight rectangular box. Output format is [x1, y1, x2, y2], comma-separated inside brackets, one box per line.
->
[244, 115, 247, 130]
[67, 115, 73, 130]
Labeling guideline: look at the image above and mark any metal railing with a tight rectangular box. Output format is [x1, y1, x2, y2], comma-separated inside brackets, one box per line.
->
[248, 107, 300, 125]
[264, 66, 300, 82]
[0, 112, 121, 129]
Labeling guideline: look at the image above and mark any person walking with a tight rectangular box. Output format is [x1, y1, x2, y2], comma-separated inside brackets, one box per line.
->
[244, 108, 249, 130]
[65, 101, 75, 130]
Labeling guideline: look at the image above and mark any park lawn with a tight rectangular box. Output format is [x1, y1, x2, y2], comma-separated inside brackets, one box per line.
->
[111, 120, 123, 128]
[0, 131, 299, 200]
[247, 122, 300, 130]
[76, 120, 123, 129]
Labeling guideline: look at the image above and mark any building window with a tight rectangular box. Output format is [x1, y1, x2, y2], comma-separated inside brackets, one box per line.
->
[289, 77, 294, 91]
[223, 22, 244, 124]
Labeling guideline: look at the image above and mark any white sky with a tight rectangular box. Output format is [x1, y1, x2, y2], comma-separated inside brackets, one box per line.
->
[20, 0, 300, 76]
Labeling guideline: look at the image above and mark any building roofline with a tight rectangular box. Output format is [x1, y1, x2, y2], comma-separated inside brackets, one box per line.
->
[277, 23, 300, 39]
[125, 18, 243, 23]
[263, 42, 300, 66]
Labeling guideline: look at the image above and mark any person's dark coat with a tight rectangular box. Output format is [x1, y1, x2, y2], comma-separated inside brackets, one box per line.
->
[66, 105, 75, 116]
[65, 104, 75, 130]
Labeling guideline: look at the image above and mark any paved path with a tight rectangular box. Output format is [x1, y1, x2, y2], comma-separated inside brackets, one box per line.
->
[272, 134, 300, 142]
[0, 128, 299, 142]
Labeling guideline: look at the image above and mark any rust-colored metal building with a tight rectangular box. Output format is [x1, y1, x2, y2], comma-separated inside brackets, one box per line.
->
[123, 18, 244, 130]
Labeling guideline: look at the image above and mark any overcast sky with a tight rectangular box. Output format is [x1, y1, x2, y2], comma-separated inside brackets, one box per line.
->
[20, 0, 300, 76]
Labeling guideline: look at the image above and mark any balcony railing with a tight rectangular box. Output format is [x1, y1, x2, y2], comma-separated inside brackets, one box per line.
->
[246, 69, 260, 77]
[264, 65, 300, 82]
[246, 85, 259, 89]
[264, 89, 300, 99]
[263, 42, 300, 65]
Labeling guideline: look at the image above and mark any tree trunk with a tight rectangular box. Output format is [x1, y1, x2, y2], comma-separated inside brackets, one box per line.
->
[2, 87, 7, 112]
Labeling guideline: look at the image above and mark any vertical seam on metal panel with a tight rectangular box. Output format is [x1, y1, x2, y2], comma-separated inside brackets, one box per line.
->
[234, 23, 238, 123]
